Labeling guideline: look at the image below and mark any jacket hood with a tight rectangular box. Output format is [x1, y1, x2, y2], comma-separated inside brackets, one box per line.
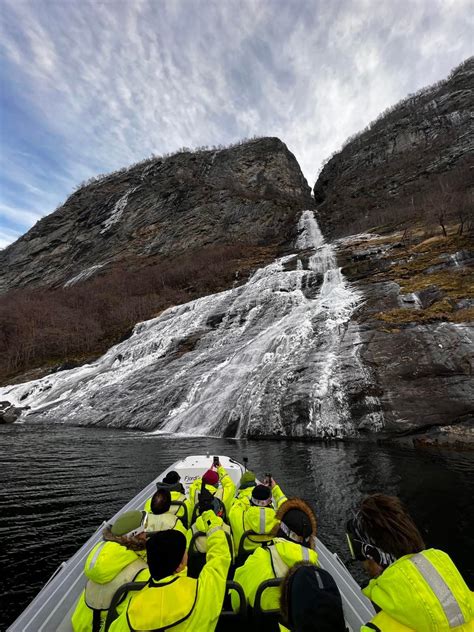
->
[363, 549, 474, 630]
[84, 541, 140, 584]
[244, 505, 278, 534]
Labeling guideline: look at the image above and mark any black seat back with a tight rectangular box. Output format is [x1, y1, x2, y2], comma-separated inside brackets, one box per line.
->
[235, 530, 274, 567]
[253, 577, 282, 632]
[103, 580, 147, 632]
[188, 530, 234, 578]
[215, 580, 247, 631]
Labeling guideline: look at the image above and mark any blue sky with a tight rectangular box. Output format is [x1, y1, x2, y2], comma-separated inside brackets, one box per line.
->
[0, 0, 472, 248]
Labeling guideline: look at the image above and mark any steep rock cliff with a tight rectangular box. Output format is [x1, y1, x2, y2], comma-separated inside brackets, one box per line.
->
[314, 58, 473, 238]
[0, 137, 312, 292]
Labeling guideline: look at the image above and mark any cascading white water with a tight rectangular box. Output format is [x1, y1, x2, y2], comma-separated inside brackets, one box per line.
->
[0, 211, 384, 438]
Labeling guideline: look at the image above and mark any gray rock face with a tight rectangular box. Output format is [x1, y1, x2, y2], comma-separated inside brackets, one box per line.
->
[334, 230, 473, 438]
[0, 138, 312, 293]
[314, 58, 474, 238]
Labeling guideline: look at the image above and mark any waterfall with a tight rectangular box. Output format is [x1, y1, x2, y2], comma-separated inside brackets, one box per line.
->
[0, 211, 384, 438]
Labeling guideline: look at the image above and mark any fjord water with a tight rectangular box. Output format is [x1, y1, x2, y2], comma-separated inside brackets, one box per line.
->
[1, 424, 473, 630]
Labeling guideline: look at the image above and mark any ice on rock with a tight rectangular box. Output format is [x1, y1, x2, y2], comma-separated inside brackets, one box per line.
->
[0, 211, 385, 438]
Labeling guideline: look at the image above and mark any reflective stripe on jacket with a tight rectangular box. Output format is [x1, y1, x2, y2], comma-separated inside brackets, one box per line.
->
[108, 523, 231, 632]
[229, 500, 278, 555]
[362, 549, 474, 631]
[232, 537, 318, 612]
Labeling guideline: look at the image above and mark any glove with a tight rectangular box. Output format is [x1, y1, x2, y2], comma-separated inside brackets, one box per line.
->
[201, 509, 223, 533]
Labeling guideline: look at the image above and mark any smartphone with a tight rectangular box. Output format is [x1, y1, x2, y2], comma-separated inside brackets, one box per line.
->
[213, 456, 219, 467]
[265, 472, 272, 486]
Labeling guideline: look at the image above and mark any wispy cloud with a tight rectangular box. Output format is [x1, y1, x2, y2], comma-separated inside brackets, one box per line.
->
[0, 0, 472, 246]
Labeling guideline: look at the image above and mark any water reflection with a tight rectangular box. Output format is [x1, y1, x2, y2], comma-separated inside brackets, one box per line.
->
[0, 425, 473, 629]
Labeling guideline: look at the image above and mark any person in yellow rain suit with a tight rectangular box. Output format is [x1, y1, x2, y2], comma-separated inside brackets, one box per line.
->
[234, 470, 257, 503]
[188, 458, 235, 523]
[144, 470, 190, 527]
[71, 511, 149, 632]
[346, 494, 474, 631]
[145, 488, 189, 542]
[109, 510, 231, 632]
[229, 478, 287, 557]
[232, 498, 318, 614]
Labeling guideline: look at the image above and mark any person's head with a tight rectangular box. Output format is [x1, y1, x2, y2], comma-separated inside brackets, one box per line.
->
[347, 493, 425, 577]
[239, 470, 256, 489]
[274, 499, 317, 548]
[163, 471, 180, 484]
[150, 489, 172, 515]
[103, 510, 148, 550]
[146, 530, 187, 580]
[280, 563, 346, 632]
[251, 484, 272, 507]
[202, 469, 219, 487]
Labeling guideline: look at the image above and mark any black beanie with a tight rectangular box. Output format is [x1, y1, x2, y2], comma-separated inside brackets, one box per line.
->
[251, 484, 272, 505]
[146, 530, 187, 580]
[163, 471, 180, 484]
[282, 509, 312, 538]
[289, 565, 346, 632]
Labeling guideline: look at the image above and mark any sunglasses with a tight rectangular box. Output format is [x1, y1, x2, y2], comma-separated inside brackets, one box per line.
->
[346, 519, 367, 561]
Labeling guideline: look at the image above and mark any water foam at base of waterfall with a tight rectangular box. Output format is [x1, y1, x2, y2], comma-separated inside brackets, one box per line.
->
[0, 211, 384, 438]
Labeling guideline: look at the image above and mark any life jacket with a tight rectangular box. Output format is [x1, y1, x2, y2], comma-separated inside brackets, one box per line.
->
[72, 540, 148, 632]
[126, 576, 198, 632]
[85, 558, 148, 611]
[267, 540, 314, 578]
[146, 512, 182, 533]
[362, 549, 474, 631]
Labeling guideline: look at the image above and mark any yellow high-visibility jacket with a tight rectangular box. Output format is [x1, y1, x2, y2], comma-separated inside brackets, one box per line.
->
[143, 490, 190, 526]
[188, 465, 235, 521]
[109, 514, 231, 632]
[232, 537, 318, 612]
[146, 511, 190, 545]
[229, 484, 287, 555]
[71, 540, 149, 632]
[361, 549, 474, 631]
[188, 513, 233, 560]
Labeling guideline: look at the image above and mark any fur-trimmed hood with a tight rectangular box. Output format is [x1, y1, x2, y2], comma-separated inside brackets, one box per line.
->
[102, 525, 147, 552]
[271, 498, 317, 547]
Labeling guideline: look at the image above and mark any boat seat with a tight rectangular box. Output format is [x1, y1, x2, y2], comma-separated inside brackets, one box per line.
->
[103, 580, 147, 632]
[187, 530, 234, 579]
[215, 580, 247, 631]
[252, 577, 283, 632]
[235, 530, 274, 567]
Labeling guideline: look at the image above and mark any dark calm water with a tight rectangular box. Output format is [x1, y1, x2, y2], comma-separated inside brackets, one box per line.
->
[1, 423, 473, 630]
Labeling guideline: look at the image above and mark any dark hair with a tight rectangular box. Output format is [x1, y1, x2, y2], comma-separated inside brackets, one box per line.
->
[358, 494, 425, 558]
[150, 489, 172, 515]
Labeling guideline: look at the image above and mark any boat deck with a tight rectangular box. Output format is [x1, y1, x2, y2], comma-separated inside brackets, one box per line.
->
[8, 454, 374, 631]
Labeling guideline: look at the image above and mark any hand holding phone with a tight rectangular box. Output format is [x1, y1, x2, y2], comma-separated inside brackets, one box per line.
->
[213, 456, 220, 468]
